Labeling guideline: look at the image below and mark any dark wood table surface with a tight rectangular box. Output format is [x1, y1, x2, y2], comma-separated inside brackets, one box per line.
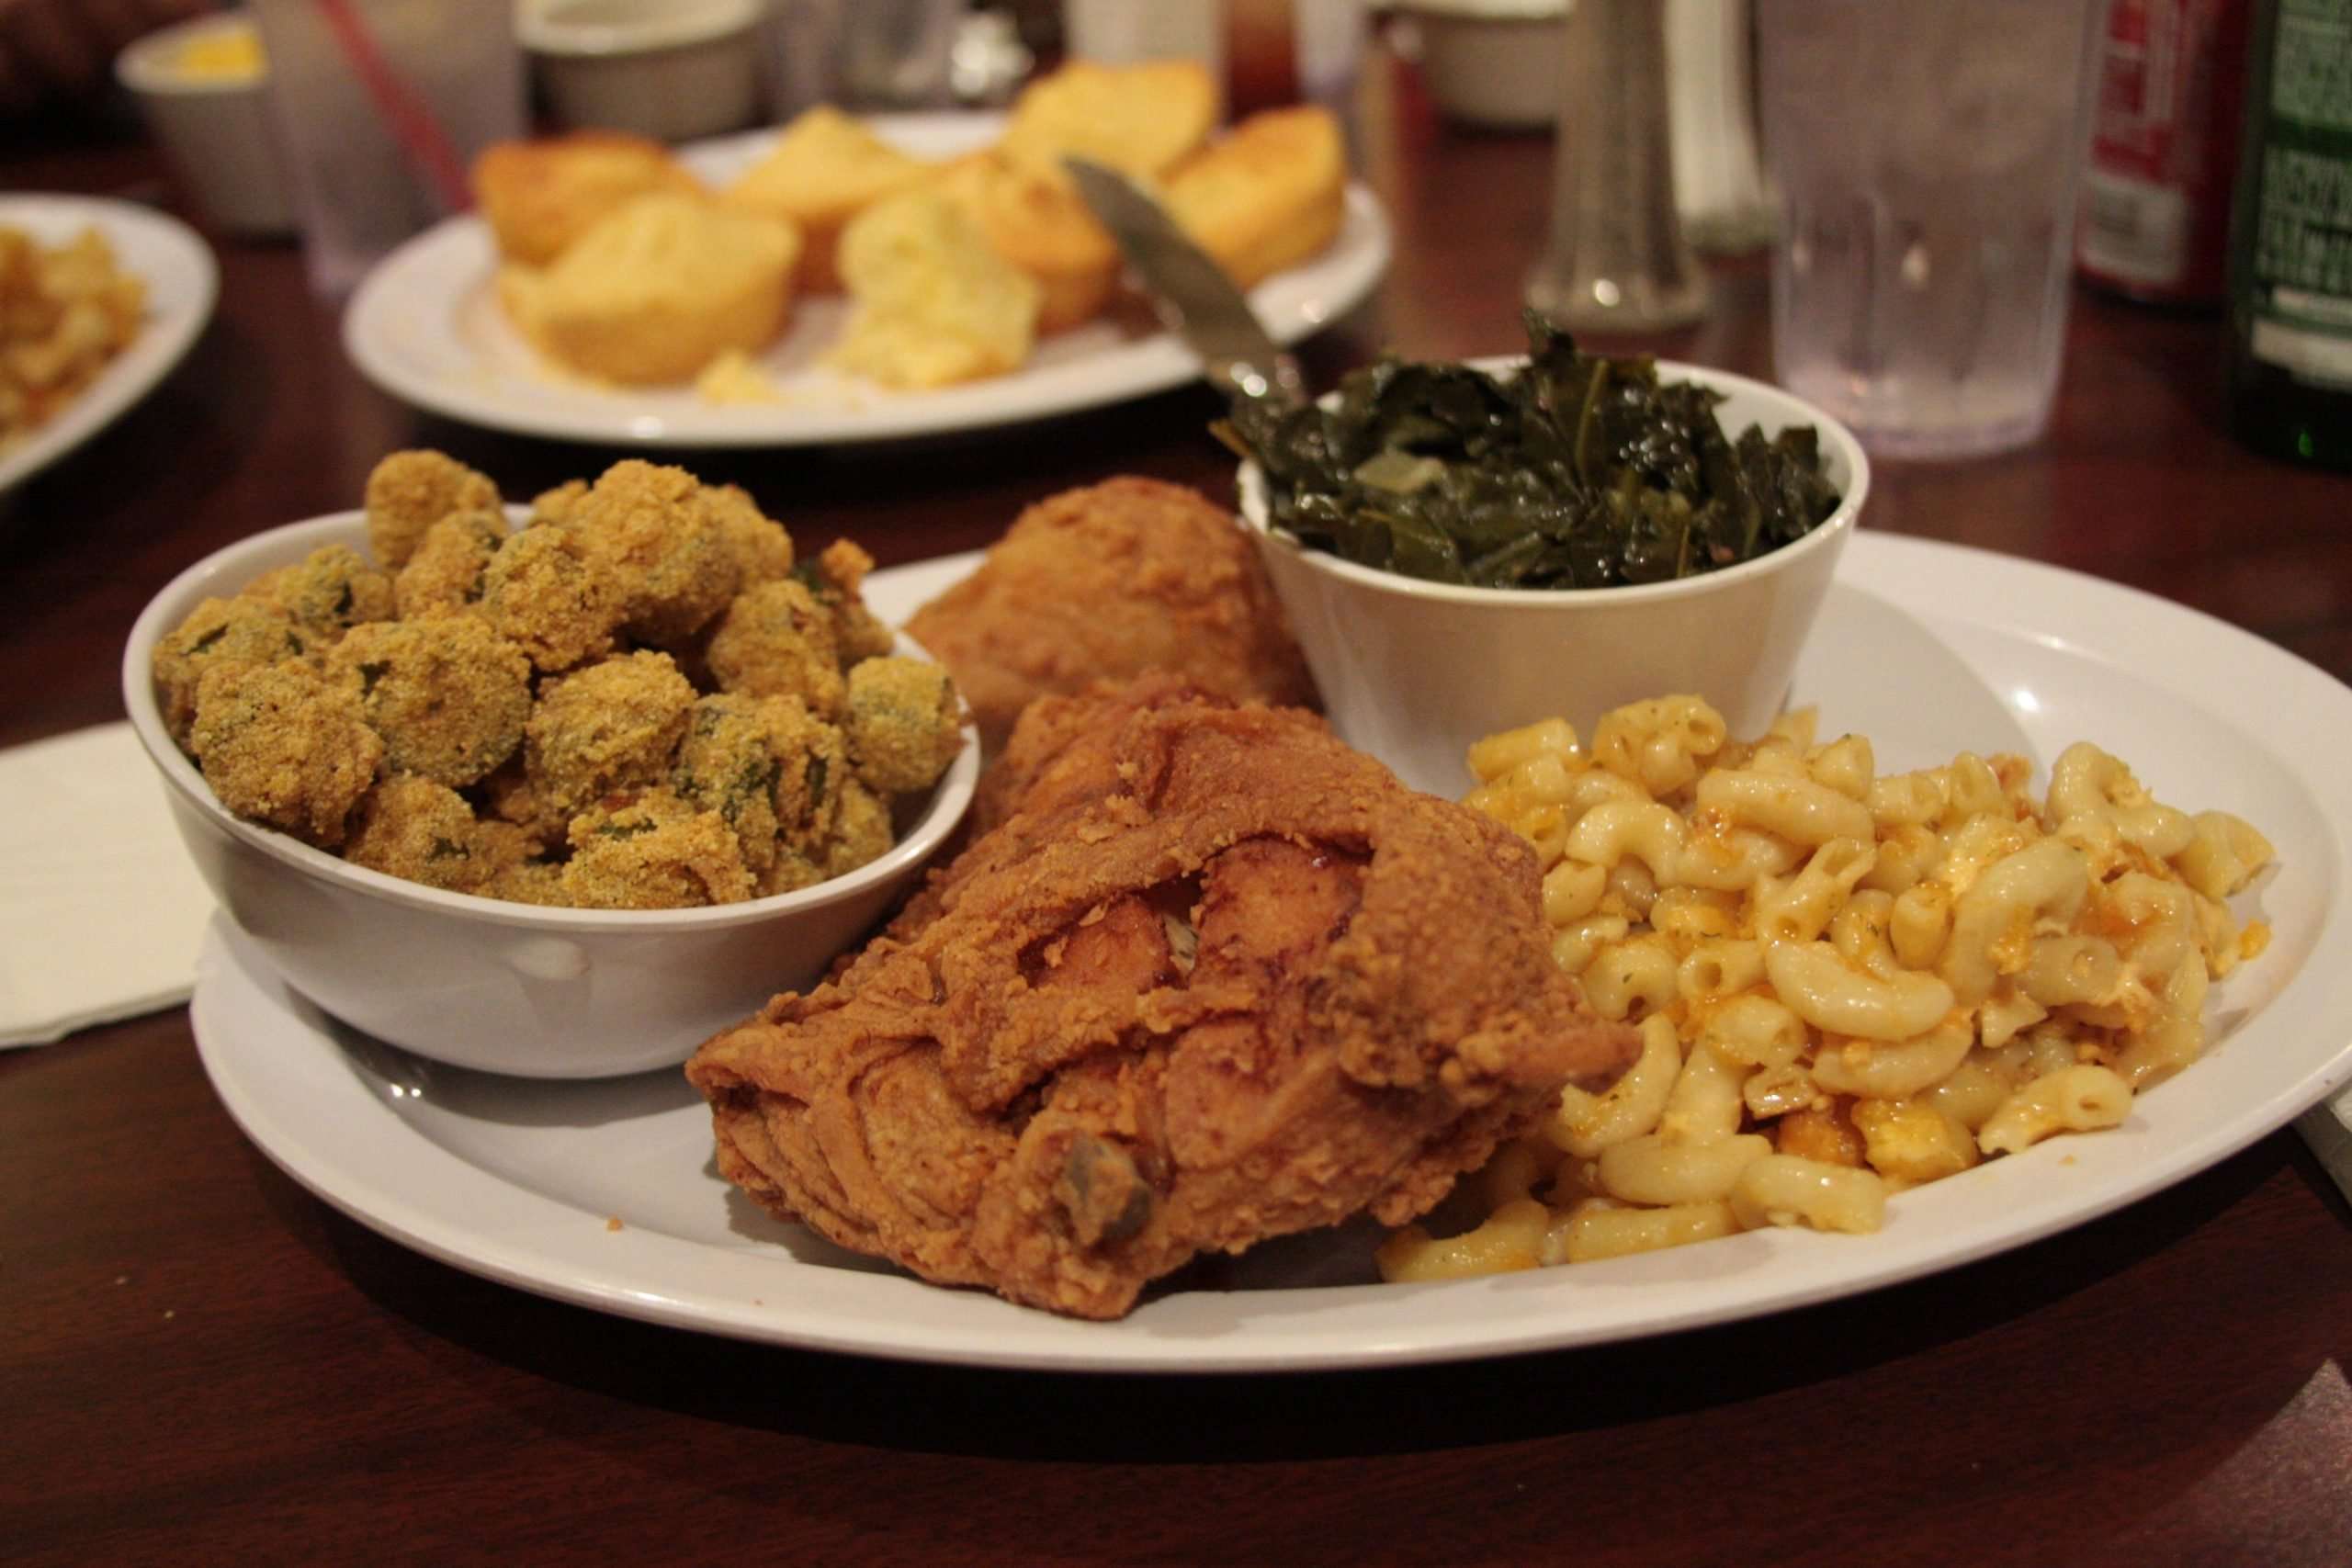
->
[7, 58, 2351, 1568]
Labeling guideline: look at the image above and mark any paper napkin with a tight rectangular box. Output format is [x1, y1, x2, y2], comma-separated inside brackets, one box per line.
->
[0, 722, 214, 1046]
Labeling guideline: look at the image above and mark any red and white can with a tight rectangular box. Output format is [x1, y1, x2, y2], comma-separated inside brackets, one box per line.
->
[2075, 0, 2252, 307]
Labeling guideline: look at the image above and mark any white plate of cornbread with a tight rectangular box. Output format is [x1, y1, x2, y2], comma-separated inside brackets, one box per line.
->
[342, 60, 1391, 447]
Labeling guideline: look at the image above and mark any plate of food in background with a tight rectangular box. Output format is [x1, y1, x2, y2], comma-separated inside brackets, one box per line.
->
[341, 59, 1391, 447]
[0, 194, 217, 496]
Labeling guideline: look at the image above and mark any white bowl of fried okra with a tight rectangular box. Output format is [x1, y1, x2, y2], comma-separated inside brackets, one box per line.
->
[122, 452, 978, 1078]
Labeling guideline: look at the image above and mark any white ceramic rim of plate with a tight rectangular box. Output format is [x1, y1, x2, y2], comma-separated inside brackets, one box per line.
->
[189, 535, 2352, 1372]
[121, 509, 981, 936]
[518, 0, 766, 55]
[1237, 355, 1871, 607]
[338, 113, 1394, 446]
[0, 195, 217, 494]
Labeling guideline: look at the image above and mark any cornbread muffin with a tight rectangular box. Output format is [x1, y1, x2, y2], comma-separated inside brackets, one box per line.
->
[498, 192, 801, 386]
[930, 152, 1120, 335]
[997, 58, 1217, 179]
[1165, 105, 1348, 289]
[470, 131, 707, 267]
[828, 188, 1042, 389]
[722, 106, 933, 293]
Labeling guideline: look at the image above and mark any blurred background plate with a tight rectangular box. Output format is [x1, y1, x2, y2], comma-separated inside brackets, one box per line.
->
[0, 195, 218, 495]
[341, 111, 1391, 447]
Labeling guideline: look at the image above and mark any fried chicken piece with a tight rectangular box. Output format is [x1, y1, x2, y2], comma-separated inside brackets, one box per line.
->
[324, 616, 534, 788]
[903, 477, 1317, 750]
[969, 671, 1217, 839]
[688, 694, 1634, 1318]
[187, 659, 384, 849]
[364, 450, 502, 570]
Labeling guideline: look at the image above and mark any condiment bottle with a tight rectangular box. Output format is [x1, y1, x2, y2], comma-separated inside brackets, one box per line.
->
[2224, 0, 2352, 468]
[2076, 0, 2253, 308]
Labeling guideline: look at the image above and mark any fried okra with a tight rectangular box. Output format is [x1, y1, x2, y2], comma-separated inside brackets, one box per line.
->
[187, 659, 384, 847]
[393, 508, 511, 619]
[325, 616, 533, 788]
[804, 538, 897, 663]
[345, 773, 491, 892]
[672, 691, 849, 881]
[364, 449, 501, 570]
[152, 594, 312, 744]
[704, 578, 844, 715]
[481, 522, 624, 672]
[825, 774, 893, 878]
[702, 482, 795, 586]
[157, 448, 960, 911]
[480, 854, 568, 907]
[560, 788, 754, 909]
[561, 459, 742, 648]
[843, 655, 965, 794]
[243, 544, 396, 640]
[525, 649, 696, 828]
[528, 478, 588, 528]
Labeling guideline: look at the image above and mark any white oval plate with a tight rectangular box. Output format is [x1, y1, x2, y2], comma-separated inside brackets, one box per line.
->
[340, 113, 1393, 446]
[0, 196, 217, 494]
[192, 536, 2352, 1371]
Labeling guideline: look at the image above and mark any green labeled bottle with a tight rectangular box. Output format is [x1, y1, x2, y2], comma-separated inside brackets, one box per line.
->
[2225, 0, 2352, 468]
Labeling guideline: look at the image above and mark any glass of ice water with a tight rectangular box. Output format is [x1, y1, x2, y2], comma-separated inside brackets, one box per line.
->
[1757, 0, 2103, 459]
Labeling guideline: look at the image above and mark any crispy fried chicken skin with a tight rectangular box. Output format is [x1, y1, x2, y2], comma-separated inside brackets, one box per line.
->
[902, 477, 1317, 750]
[686, 690, 1634, 1318]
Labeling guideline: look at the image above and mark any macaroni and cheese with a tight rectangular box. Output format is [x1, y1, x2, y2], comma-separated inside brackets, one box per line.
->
[1377, 695, 2277, 1280]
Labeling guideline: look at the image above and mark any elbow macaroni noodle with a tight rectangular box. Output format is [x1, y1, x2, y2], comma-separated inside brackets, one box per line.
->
[1378, 698, 2277, 1283]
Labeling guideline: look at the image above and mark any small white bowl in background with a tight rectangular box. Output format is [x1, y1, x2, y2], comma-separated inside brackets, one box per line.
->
[116, 12, 296, 236]
[123, 511, 978, 1079]
[519, 0, 767, 144]
[1238, 359, 1869, 799]
[1387, 0, 1566, 131]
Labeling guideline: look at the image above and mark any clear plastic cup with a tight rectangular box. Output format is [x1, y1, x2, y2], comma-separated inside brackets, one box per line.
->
[1757, 0, 2103, 459]
[248, 0, 525, 300]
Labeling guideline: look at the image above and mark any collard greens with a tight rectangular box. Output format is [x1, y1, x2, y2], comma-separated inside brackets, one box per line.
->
[1221, 314, 1844, 590]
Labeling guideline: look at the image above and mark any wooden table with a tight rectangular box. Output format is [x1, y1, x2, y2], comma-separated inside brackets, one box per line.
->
[6, 60, 2350, 1568]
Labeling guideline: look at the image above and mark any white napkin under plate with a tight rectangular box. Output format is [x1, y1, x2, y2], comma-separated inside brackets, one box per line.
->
[0, 722, 215, 1046]
[2298, 1093, 2352, 1207]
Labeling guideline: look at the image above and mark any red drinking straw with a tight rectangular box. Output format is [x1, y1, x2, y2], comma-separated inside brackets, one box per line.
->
[311, 0, 474, 212]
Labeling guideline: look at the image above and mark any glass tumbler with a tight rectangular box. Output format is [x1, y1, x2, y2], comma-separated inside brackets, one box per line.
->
[1758, 0, 2104, 458]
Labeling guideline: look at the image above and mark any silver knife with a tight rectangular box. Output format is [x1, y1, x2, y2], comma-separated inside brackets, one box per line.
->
[1062, 155, 1307, 412]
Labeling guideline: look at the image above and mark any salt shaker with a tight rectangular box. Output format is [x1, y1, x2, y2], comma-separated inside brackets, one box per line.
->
[1526, 0, 1708, 332]
[1667, 0, 1773, 254]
